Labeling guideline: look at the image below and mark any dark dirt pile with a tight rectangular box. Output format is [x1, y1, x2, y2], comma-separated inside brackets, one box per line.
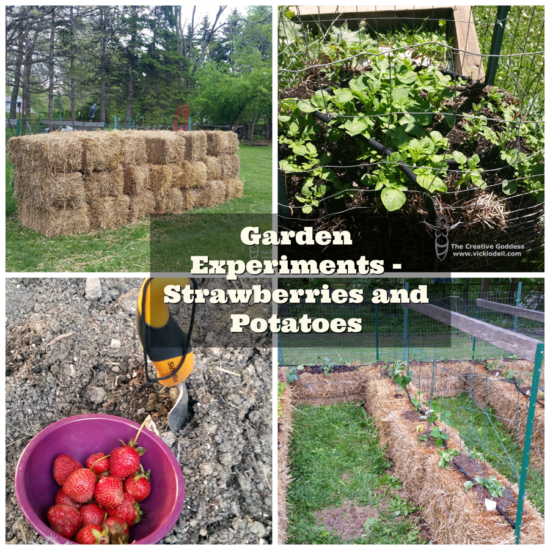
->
[5, 278, 272, 544]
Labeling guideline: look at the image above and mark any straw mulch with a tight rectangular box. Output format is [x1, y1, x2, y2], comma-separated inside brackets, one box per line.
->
[119, 130, 147, 165]
[14, 170, 85, 211]
[291, 370, 368, 406]
[224, 178, 244, 201]
[81, 132, 121, 174]
[8, 133, 84, 173]
[89, 196, 130, 230]
[142, 131, 186, 165]
[180, 161, 207, 188]
[204, 156, 222, 180]
[180, 131, 207, 161]
[123, 165, 150, 195]
[278, 384, 293, 545]
[366, 376, 544, 544]
[466, 363, 545, 471]
[83, 166, 124, 201]
[18, 199, 90, 238]
[154, 189, 185, 215]
[129, 191, 155, 223]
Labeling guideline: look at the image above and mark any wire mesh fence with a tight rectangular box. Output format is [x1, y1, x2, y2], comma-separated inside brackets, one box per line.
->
[278, 6, 545, 272]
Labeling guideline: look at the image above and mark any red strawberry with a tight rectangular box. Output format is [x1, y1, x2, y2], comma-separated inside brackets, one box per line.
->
[86, 453, 109, 474]
[94, 476, 124, 509]
[53, 454, 82, 486]
[75, 524, 109, 544]
[80, 503, 106, 526]
[106, 493, 142, 527]
[47, 504, 82, 540]
[63, 468, 96, 503]
[103, 516, 129, 544]
[124, 468, 151, 502]
[55, 488, 82, 509]
[109, 424, 147, 479]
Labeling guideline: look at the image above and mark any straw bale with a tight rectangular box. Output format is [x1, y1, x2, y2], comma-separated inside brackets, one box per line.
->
[219, 154, 233, 179]
[408, 361, 474, 398]
[123, 165, 150, 195]
[204, 156, 222, 180]
[83, 166, 124, 201]
[225, 131, 240, 154]
[179, 189, 194, 211]
[143, 130, 186, 165]
[154, 189, 184, 215]
[14, 170, 85, 211]
[291, 371, 367, 404]
[181, 131, 207, 161]
[186, 188, 207, 209]
[503, 359, 545, 390]
[119, 130, 147, 165]
[80, 132, 121, 173]
[148, 165, 173, 193]
[129, 191, 155, 223]
[228, 154, 240, 178]
[180, 161, 207, 189]
[205, 130, 229, 156]
[89, 196, 130, 230]
[224, 178, 244, 201]
[8, 133, 83, 173]
[18, 199, 90, 238]
[278, 384, 293, 545]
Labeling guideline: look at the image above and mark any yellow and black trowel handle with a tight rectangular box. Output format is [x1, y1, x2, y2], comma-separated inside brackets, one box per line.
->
[136, 278, 197, 388]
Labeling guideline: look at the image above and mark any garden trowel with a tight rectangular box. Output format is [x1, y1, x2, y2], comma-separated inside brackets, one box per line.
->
[136, 278, 197, 434]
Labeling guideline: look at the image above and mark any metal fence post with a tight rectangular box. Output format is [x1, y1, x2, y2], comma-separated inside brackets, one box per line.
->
[114, 115, 118, 130]
[513, 281, 522, 332]
[277, 332, 284, 365]
[16, 119, 20, 137]
[129, 117, 132, 130]
[403, 282, 409, 362]
[375, 303, 380, 362]
[485, 6, 512, 86]
[514, 342, 544, 544]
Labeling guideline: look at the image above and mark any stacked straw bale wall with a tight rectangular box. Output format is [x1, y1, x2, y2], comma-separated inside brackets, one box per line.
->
[8, 129, 244, 237]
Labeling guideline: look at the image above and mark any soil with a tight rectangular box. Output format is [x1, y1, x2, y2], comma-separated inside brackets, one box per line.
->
[401, 410, 422, 422]
[416, 430, 439, 449]
[279, 77, 543, 271]
[302, 365, 359, 375]
[452, 454, 513, 511]
[314, 501, 379, 541]
[5, 278, 272, 545]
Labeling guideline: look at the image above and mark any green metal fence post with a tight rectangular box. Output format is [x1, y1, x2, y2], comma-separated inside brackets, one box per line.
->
[375, 304, 380, 362]
[485, 6, 512, 86]
[129, 117, 132, 130]
[59, 113, 62, 121]
[513, 281, 522, 332]
[278, 333, 284, 365]
[514, 342, 544, 544]
[472, 304, 479, 358]
[114, 116, 118, 130]
[403, 282, 409, 362]
[16, 119, 20, 137]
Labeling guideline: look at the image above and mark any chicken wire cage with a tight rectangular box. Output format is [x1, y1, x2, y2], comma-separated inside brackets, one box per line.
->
[278, 6, 544, 272]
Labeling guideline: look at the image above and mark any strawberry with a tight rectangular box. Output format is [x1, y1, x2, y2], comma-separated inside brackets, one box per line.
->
[63, 468, 96, 503]
[124, 468, 151, 502]
[47, 504, 82, 540]
[75, 524, 109, 544]
[53, 454, 82, 486]
[94, 476, 124, 509]
[55, 488, 82, 509]
[106, 493, 142, 527]
[80, 503, 106, 526]
[86, 453, 109, 475]
[109, 423, 147, 479]
[103, 516, 129, 544]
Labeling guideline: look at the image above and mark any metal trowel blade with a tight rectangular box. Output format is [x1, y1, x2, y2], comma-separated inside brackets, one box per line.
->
[168, 381, 188, 434]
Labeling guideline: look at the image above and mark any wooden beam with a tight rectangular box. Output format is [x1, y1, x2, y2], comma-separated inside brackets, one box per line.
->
[476, 299, 544, 323]
[452, 6, 485, 81]
[405, 303, 542, 362]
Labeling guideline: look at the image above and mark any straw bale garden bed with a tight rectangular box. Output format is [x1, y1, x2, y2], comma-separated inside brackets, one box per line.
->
[278, 7, 544, 271]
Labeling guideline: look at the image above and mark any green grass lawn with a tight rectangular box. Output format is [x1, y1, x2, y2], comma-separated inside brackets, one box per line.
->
[5, 144, 272, 272]
[432, 393, 544, 516]
[287, 403, 427, 544]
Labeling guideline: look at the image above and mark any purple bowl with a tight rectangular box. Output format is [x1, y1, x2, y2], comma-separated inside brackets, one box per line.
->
[15, 414, 185, 544]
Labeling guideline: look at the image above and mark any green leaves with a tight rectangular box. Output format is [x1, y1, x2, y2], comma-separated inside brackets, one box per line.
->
[381, 187, 407, 211]
[343, 117, 369, 137]
[452, 151, 467, 165]
[333, 88, 354, 104]
[297, 100, 316, 113]
[397, 71, 417, 85]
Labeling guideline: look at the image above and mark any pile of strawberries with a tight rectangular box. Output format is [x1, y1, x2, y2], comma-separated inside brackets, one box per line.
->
[46, 429, 151, 544]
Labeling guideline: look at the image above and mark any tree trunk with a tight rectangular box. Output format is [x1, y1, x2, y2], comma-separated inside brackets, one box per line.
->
[126, 7, 137, 124]
[48, 10, 56, 119]
[99, 7, 106, 122]
[246, 98, 259, 140]
[21, 24, 36, 135]
[9, 37, 24, 119]
[70, 6, 76, 120]
[480, 279, 491, 300]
